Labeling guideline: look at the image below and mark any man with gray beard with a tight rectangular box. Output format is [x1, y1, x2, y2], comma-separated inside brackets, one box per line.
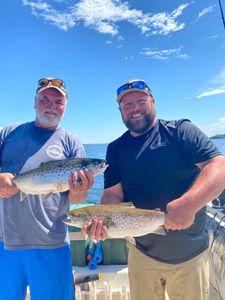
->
[84, 79, 225, 300]
[0, 77, 94, 300]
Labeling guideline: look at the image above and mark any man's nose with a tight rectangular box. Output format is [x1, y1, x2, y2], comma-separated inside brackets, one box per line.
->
[131, 101, 140, 110]
[46, 101, 56, 109]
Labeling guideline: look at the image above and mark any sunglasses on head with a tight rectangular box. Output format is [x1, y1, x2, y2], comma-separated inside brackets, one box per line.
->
[37, 78, 66, 89]
[117, 80, 152, 97]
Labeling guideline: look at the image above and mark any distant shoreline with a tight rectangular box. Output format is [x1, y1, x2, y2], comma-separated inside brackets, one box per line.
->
[210, 134, 225, 140]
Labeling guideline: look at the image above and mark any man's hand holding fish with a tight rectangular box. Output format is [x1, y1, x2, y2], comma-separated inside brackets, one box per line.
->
[68, 169, 94, 204]
[0, 173, 18, 198]
[82, 217, 108, 241]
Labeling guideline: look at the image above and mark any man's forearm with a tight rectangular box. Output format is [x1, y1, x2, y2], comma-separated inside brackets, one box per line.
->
[100, 183, 124, 204]
[69, 190, 88, 204]
[101, 195, 122, 204]
[180, 156, 225, 213]
[165, 156, 225, 230]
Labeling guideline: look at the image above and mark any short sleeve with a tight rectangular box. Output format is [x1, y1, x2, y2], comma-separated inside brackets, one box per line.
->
[177, 120, 221, 164]
[75, 142, 86, 158]
[0, 125, 18, 168]
[104, 141, 121, 189]
[64, 131, 86, 158]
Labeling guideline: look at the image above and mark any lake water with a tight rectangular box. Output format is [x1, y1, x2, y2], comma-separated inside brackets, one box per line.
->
[212, 139, 225, 156]
[82, 139, 225, 205]
[83, 144, 108, 204]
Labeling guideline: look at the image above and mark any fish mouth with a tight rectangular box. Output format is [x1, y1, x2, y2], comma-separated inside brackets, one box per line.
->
[90, 162, 108, 174]
[63, 217, 83, 229]
[63, 217, 73, 226]
[101, 162, 108, 171]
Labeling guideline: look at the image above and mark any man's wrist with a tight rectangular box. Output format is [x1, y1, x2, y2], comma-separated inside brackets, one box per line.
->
[178, 194, 200, 214]
[69, 189, 88, 202]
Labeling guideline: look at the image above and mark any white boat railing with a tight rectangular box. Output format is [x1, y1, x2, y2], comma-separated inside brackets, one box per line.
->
[207, 207, 225, 300]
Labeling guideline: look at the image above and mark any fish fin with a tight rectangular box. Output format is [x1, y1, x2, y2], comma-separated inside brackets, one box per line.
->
[152, 225, 167, 236]
[39, 159, 65, 168]
[63, 218, 72, 226]
[39, 161, 52, 167]
[20, 191, 28, 202]
[42, 193, 53, 200]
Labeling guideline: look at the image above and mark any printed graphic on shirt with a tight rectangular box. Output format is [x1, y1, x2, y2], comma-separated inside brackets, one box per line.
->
[150, 141, 167, 150]
[45, 145, 64, 159]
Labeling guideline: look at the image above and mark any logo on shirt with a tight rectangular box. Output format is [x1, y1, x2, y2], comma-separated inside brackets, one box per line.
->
[45, 145, 64, 159]
[150, 141, 167, 150]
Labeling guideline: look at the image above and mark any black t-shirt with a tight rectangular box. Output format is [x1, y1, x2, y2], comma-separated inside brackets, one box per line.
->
[104, 119, 221, 263]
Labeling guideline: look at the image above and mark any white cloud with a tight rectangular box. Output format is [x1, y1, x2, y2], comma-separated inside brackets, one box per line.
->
[197, 88, 225, 98]
[196, 68, 225, 98]
[22, 0, 190, 36]
[198, 5, 216, 19]
[140, 46, 190, 60]
[146, 4, 188, 36]
[22, 0, 76, 30]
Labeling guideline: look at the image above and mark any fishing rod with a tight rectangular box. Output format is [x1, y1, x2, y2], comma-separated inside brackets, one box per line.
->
[218, 0, 225, 29]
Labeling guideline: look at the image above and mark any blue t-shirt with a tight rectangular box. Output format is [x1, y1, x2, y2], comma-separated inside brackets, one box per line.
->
[104, 119, 221, 263]
[0, 121, 85, 250]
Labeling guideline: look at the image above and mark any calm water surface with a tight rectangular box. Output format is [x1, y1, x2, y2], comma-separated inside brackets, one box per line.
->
[84, 144, 108, 204]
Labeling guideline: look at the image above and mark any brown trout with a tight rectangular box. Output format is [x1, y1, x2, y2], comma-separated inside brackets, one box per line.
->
[13, 158, 108, 201]
[65, 204, 166, 237]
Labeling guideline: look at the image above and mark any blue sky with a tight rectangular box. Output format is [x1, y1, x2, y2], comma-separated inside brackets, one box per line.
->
[1, 0, 225, 143]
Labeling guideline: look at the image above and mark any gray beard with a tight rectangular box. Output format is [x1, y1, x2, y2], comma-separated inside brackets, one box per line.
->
[122, 111, 156, 135]
[35, 109, 63, 128]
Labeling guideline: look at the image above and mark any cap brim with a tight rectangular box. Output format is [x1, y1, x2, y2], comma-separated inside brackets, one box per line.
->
[117, 89, 150, 103]
[37, 86, 67, 97]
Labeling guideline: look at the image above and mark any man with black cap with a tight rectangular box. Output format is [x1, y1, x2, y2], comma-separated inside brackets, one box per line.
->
[85, 79, 225, 300]
[0, 77, 93, 300]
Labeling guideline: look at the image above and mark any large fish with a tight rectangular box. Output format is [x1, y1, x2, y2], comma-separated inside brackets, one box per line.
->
[13, 158, 108, 201]
[65, 204, 166, 238]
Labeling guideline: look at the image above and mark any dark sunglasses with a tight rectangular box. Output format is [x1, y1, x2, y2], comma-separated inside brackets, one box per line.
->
[37, 78, 66, 89]
[117, 80, 152, 97]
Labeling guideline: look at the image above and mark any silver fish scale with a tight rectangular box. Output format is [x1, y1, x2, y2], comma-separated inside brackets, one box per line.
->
[14, 165, 75, 193]
[13, 158, 108, 198]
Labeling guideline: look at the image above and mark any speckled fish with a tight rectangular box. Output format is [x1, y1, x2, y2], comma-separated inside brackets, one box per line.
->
[65, 204, 166, 237]
[13, 158, 108, 201]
